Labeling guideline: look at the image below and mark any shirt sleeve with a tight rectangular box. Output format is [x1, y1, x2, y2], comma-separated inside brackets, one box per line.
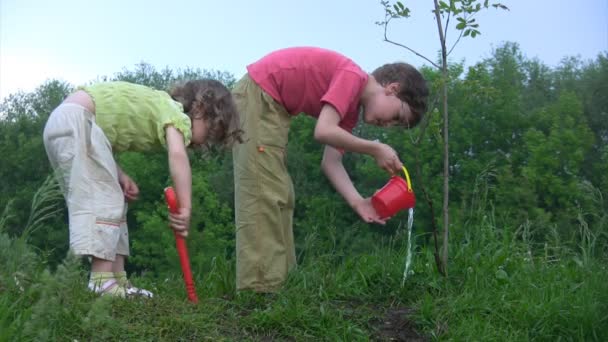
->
[320, 69, 366, 133]
[156, 99, 192, 148]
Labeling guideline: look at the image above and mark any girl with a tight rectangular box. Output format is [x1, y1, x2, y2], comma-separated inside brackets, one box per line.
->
[43, 79, 242, 297]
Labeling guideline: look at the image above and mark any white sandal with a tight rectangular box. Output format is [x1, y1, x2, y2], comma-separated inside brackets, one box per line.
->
[88, 278, 154, 298]
[124, 281, 154, 298]
[88, 278, 126, 298]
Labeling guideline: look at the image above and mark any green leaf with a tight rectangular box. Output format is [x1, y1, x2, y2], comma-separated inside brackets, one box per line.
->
[456, 22, 467, 30]
[495, 269, 509, 281]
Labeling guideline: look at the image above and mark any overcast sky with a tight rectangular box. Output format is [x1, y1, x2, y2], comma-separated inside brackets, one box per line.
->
[1, 0, 606, 99]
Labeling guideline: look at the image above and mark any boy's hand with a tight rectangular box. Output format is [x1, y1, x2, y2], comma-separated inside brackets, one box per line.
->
[169, 207, 191, 238]
[373, 142, 403, 174]
[118, 172, 139, 201]
[352, 198, 386, 225]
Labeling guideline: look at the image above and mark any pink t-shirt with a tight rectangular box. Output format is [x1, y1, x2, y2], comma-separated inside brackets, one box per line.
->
[247, 47, 369, 133]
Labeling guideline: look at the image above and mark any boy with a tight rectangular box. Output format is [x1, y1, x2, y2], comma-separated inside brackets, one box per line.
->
[232, 47, 429, 292]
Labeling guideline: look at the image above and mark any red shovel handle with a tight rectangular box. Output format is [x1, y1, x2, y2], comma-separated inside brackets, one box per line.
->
[164, 186, 198, 303]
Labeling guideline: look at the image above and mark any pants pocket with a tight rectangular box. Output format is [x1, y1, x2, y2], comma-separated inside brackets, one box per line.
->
[257, 91, 291, 148]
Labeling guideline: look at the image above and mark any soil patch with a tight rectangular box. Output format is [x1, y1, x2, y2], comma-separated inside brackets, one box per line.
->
[371, 307, 425, 341]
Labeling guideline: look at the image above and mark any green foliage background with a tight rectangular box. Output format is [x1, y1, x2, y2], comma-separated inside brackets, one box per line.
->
[1, 42, 607, 340]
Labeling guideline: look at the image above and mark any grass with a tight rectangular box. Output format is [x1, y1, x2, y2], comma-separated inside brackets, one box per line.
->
[1, 182, 607, 340]
[2, 227, 607, 341]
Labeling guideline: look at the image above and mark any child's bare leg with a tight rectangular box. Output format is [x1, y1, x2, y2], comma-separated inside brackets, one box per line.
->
[111, 254, 154, 297]
[111, 254, 125, 273]
[91, 257, 113, 272]
[89, 257, 125, 297]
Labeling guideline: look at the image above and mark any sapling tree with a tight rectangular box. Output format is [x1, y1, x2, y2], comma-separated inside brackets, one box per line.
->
[377, 0, 508, 275]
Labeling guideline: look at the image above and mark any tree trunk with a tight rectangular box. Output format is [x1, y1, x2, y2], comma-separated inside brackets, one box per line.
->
[441, 74, 449, 276]
[433, 0, 450, 276]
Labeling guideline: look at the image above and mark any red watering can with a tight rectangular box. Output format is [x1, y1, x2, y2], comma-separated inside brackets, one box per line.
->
[371, 166, 416, 219]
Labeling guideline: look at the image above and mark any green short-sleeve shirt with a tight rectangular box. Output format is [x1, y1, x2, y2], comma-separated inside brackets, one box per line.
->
[81, 81, 192, 152]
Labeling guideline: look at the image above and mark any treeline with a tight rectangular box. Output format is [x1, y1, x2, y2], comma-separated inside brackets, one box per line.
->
[1, 42, 606, 275]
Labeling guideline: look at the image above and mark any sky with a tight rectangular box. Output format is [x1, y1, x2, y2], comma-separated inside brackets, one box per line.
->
[1, 0, 606, 100]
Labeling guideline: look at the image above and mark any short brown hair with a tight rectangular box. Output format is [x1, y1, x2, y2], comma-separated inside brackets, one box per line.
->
[170, 79, 243, 147]
[371, 63, 429, 127]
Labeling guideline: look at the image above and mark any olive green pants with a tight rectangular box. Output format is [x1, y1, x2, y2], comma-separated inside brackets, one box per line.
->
[232, 74, 296, 292]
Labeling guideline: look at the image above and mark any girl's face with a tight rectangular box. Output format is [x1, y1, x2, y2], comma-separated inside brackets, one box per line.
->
[190, 117, 209, 146]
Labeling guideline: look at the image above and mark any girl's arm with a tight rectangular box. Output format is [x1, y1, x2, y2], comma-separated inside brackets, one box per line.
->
[116, 164, 139, 201]
[165, 125, 192, 236]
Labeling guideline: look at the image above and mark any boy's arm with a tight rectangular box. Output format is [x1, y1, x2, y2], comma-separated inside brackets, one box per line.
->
[165, 125, 192, 236]
[321, 145, 386, 225]
[314, 104, 402, 174]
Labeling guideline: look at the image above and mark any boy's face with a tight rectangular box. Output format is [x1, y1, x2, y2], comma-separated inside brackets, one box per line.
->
[363, 82, 413, 128]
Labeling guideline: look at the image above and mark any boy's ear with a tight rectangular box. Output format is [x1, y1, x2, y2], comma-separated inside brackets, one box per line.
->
[390, 82, 401, 94]
[384, 82, 401, 95]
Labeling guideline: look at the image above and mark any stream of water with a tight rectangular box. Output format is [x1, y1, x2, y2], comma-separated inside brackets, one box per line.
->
[401, 208, 414, 286]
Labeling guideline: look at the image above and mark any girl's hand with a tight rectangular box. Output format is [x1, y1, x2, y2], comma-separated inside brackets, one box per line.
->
[169, 207, 191, 238]
[373, 142, 403, 175]
[118, 172, 139, 201]
[352, 198, 386, 225]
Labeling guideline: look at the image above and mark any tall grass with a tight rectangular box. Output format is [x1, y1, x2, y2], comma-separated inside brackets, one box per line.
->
[20, 175, 63, 241]
[1, 177, 607, 341]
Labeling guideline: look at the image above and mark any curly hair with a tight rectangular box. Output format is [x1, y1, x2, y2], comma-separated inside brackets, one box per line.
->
[371, 63, 429, 127]
[170, 79, 244, 147]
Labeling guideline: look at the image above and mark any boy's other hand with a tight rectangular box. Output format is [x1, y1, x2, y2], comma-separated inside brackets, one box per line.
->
[118, 173, 139, 201]
[352, 198, 386, 225]
[373, 142, 403, 175]
[169, 207, 191, 238]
